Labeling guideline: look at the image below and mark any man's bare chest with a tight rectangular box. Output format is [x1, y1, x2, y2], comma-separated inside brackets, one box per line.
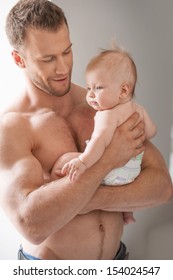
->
[30, 108, 94, 172]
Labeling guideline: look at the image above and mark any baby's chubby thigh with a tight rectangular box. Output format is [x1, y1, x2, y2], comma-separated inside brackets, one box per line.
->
[50, 152, 81, 180]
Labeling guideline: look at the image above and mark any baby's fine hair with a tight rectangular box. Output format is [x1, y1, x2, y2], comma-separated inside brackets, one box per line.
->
[5, 0, 68, 51]
[86, 44, 137, 96]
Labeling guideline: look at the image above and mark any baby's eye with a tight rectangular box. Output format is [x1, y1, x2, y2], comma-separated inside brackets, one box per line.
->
[95, 86, 103, 91]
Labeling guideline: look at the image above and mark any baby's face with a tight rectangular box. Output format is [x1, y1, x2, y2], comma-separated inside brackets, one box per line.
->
[86, 67, 122, 111]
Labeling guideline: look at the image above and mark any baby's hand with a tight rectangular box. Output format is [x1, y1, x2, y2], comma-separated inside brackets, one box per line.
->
[50, 169, 66, 181]
[61, 158, 87, 181]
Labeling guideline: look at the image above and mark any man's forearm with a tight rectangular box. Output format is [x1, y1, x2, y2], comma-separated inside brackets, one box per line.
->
[19, 157, 114, 244]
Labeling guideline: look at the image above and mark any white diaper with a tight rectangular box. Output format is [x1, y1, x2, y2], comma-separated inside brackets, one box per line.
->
[102, 152, 144, 185]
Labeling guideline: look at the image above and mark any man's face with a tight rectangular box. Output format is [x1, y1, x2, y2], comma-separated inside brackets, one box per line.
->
[21, 23, 73, 97]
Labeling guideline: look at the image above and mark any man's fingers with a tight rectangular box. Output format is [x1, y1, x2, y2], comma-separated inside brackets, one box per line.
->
[123, 112, 140, 131]
[135, 145, 145, 157]
[134, 136, 146, 157]
[119, 113, 145, 138]
[132, 121, 145, 139]
[137, 133, 146, 147]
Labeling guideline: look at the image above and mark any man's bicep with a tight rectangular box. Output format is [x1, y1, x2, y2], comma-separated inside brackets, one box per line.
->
[0, 156, 43, 203]
[0, 118, 44, 210]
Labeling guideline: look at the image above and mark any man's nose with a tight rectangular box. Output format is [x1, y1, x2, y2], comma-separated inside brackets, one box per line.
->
[55, 57, 68, 74]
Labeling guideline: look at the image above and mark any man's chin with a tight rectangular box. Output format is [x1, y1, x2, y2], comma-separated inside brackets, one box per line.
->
[49, 84, 71, 97]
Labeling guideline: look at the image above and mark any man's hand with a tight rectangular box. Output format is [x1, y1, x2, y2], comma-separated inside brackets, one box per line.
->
[101, 112, 146, 170]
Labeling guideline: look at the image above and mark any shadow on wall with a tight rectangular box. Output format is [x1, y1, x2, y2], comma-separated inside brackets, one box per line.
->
[122, 200, 173, 260]
[146, 220, 173, 259]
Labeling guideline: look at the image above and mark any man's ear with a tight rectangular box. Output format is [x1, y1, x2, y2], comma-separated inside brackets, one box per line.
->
[11, 50, 26, 68]
[120, 83, 130, 99]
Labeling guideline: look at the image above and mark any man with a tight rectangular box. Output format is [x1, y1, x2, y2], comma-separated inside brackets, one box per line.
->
[0, 0, 172, 260]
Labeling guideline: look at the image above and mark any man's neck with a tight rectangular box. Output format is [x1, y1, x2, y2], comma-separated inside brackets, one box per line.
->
[22, 82, 74, 117]
[2, 81, 86, 117]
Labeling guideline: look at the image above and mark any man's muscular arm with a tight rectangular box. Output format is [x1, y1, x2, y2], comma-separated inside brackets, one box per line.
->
[0, 112, 145, 244]
[0, 114, 102, 244]
[80, 140, 173, 214]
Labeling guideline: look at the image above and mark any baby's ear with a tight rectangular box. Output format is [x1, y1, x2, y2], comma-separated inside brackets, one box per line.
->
[120, 83, 130, 99]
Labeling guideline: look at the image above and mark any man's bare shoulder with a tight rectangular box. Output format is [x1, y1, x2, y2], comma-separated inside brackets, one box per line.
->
[0, 111, 29, 126]
[0, 112, 34, 170]
[0, 112, 31, 139]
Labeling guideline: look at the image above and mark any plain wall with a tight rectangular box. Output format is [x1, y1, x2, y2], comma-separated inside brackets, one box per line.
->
[0, 0, 172, 259]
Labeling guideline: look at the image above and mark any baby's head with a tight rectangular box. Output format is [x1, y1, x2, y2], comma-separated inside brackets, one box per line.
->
[85, 45, 137, 111]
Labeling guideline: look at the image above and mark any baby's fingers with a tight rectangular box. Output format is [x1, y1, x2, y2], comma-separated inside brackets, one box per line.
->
[69, 166, 76, 181]
[61, 163, 70, 175]
[70, 171, 77, 182]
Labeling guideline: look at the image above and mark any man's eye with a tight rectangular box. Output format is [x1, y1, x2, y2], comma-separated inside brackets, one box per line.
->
[64, 48, 71, 55]
[42, 56, 55, 62]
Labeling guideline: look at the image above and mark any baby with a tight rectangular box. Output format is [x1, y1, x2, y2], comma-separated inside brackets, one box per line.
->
[51, 45, 157, 224]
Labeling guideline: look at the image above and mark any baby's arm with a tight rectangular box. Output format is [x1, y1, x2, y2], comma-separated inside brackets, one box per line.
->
[79, 110, 118, 167]
[62, 110, 118, 181]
